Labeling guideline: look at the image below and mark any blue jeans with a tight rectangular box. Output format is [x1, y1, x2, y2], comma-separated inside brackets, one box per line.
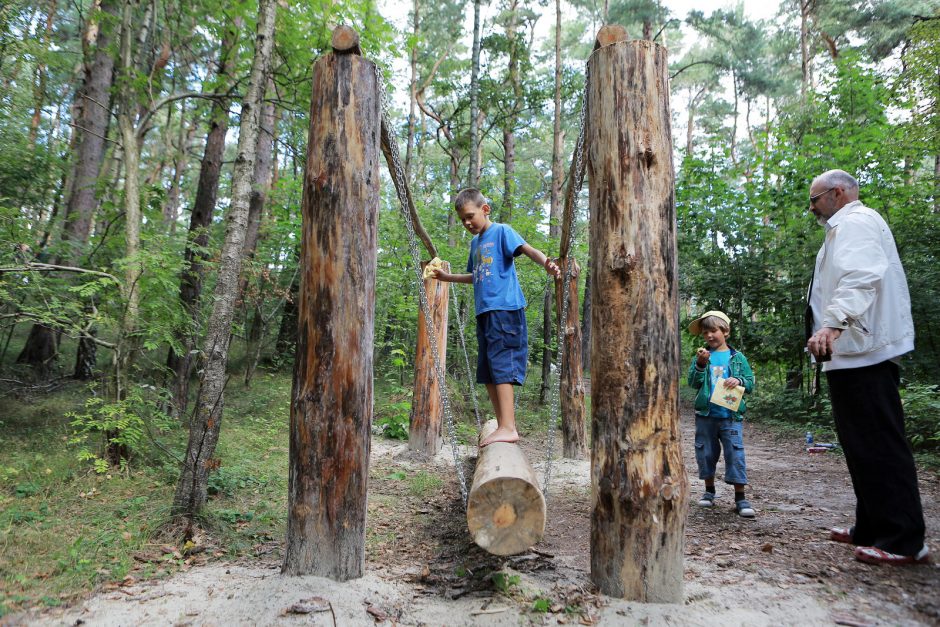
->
[694, 416, 748, 485]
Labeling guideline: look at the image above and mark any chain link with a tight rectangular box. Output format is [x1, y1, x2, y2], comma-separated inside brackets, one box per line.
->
[374, 62, 470, 505]
[450, 289, 484, 432]
[542, 63, 590, 501]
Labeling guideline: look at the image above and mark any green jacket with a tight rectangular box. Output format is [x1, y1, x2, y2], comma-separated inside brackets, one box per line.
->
[687, 346, 755, 421]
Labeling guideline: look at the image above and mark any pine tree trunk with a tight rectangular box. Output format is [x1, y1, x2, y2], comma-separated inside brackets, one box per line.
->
[282, 36, 380, 580]
[587, 37, 686, 602]
[18, 0, 120, 373]
[166, 21, 239, 419]
[467, 0, 482, 186]
[172, 0, 276, 519]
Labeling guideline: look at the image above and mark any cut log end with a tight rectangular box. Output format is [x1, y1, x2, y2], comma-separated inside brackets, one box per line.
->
[331, 25, 361, 54]
[467, 477, 545, 556]
[466, 420, 546, 556]
[594, 24, 630, 50]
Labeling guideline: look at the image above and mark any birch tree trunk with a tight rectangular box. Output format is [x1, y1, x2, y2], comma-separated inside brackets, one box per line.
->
[587, 37, 686, 602]
[172, 0, 277, 519]
[282, 30, 380, 580]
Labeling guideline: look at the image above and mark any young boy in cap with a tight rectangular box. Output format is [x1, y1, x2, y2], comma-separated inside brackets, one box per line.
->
[687, 311, 757, 517]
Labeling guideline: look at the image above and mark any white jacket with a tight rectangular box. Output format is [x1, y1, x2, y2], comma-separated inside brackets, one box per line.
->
[809, 200, 915, 371]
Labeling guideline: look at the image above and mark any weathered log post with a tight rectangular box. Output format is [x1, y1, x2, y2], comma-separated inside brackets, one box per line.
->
[587, 28, 687, 601]
[467, 420, 546, 555]
[556, 98, 590, 459]
[408, 261, 449, 454]
[282, 26, 379, 580]
[554, 258, 587, 458]
[377, 87, 445, 456]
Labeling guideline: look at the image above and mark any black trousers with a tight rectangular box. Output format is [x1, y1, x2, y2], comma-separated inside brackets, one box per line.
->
[827, 360, 926, 555]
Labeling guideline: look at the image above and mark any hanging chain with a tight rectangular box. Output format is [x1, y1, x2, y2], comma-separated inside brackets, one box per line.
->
[542, 63, 590, 500]
[373, 62, 470, 505]
[450, 289, 484, 431]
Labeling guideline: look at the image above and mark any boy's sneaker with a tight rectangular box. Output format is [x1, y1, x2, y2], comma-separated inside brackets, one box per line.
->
[735, 499, 756, 518]
[697, 492, 716, 507]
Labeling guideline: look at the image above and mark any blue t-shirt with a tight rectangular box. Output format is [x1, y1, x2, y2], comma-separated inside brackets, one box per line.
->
[707, 349, 732, 419]
[466, 223, 527, 315]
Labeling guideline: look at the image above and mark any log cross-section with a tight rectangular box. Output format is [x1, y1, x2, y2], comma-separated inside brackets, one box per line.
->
[282, 37, 380, 581]
[586, 35, 687, 602]
[466, 420, 546, 556]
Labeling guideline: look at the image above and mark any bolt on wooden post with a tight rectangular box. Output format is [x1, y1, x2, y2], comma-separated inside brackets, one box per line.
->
[282, 26, 379, 580]
[586, 27, 687, 602]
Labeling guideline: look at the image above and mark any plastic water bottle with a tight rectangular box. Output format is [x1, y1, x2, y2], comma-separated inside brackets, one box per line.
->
[805, 432, 813, 445]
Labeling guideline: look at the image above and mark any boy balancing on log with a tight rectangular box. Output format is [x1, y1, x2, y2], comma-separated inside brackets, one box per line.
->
[431, 188, 560, 447]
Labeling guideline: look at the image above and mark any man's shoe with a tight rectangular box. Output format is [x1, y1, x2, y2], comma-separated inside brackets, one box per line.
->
[735, 499, 756, 518]
[697, 492, 716, 507]
[829, 527, 854, 544]
[854, 544, 930, 566]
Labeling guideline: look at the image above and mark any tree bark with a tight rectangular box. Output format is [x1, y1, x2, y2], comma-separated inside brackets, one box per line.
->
[172, 0, 276, 519]
[587, 37, 686, 602]
[409, 262, 449, 455]
[540, 0, 565, 404]
[467, 0, 482, 186]
[166, 19, 239, 419]
[467, 420, 545, 555]
[241, 83, 277, 387]
[555, 258, 587, 458]
[282, 37, 380, 580]
[18, 0, 120, 373]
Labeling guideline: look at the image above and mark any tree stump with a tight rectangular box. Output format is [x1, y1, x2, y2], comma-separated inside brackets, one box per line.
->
[466, 420, 545, 555]
[586, 35, 687, 602]
[409, 261, 450, 455]
[282, 33, 380, 580]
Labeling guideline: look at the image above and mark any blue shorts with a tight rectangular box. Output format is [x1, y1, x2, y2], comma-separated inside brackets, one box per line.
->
[694, 416, 748, 485]
[475, 309, 528, 385]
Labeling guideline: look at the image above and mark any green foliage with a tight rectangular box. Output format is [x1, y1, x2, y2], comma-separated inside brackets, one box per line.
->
[492, 571, 521, 594]
[901, 383, 940, 452]
[67, 385, 176, 471]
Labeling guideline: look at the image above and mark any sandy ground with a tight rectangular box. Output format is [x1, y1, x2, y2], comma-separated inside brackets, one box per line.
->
[18, 411, 940, 626]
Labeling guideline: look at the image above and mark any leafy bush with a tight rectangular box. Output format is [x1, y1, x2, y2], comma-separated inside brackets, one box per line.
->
[374, 398, 411, 440]
[67, 385, 176, 472]
[901, 382, 940, 453]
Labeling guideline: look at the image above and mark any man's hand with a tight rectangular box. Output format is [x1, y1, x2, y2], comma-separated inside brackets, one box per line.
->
[723, 377, 741, 389]
[696, 347, 710, 368]
[807, 327, 842, 359]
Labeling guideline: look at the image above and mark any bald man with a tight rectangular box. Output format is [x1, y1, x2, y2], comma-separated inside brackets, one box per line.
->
[805, 169, 927, 565]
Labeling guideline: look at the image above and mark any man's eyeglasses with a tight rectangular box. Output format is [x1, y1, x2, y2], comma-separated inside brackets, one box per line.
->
[810, 188, 835, 205]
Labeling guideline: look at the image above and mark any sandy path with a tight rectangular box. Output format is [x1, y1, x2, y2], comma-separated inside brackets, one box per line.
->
[24, 411, 940, 626]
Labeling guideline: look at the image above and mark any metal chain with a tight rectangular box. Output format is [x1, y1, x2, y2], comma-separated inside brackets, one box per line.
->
[374, 62, 470, 505]
[450, 288, 483, 432]
[542, 63, 590, 500]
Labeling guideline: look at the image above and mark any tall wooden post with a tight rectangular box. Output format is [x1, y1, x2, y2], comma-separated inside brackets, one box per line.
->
[282, 27, 379, 580]
[554, 258, 587, 458]
[587, 32, 687, 602]
[409, 262, 450, 454]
